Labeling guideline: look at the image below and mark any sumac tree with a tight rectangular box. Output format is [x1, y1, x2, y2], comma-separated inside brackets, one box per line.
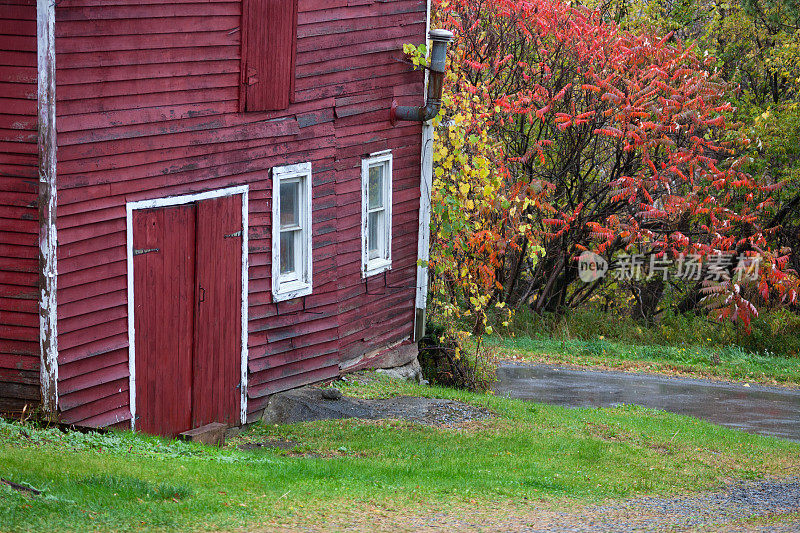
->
[428, 0, 798, 332]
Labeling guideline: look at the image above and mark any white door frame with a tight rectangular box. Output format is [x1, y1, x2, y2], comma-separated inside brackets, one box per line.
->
[125, 185, 249, 430]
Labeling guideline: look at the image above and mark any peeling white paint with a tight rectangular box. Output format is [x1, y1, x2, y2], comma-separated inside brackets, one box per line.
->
[415, 124, 434, 313]
[37, 0, 58, 416]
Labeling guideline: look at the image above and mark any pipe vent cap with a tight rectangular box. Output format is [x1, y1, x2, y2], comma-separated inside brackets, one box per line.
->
[429, 29, 454, 42]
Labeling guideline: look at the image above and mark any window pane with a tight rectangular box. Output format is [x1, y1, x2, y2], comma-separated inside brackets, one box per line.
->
[368, 211, 381, 260]
[280, 181, 299, 228]
[280, 230, 295, 275]
[368, 164, 383, 210]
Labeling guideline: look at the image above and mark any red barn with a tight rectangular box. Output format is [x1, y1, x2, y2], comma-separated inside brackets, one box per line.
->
[0, 0, 445, 436]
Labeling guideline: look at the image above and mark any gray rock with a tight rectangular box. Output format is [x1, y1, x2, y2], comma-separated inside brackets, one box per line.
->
[261, 387, 375, 424]
[321, 387, 342, 400]
[376, 357, 423, 383]
[372, 342, 419, 369]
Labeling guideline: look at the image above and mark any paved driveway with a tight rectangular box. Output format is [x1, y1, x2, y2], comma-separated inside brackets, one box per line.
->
[494, 363, 800, 441]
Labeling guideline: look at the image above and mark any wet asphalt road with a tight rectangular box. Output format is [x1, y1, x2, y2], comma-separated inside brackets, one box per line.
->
[493, 363, 800, 442]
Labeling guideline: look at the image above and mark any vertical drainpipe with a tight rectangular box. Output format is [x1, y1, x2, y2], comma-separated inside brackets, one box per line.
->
[37, 0, 58, 417]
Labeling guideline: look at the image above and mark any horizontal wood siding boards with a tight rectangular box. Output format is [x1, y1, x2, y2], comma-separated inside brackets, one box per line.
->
[59, 347, 127, 381]
[53, 0, 425, 426]
[58, 46, 241, 71]
[334, 92, 422, 369]
[56, 4, 239, 20]
[56, 120, 302, 170]
[59, 386, 128, 423]
[57, 0, 238, 7]
[74, 405, 131, 428]
[248, 363, 339, 401]
[0, 352, 38, 372]
[59, 362, 128, 397]
[57, 88, 238, 117]
[0, 2, 39, 414]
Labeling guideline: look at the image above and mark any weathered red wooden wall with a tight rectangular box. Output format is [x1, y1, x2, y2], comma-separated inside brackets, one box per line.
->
[0, 0, 40, 415]
[52, 0, 426, 427]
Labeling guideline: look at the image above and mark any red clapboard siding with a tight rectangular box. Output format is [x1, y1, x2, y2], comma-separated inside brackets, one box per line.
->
[51, 0, 426, 428]
[334, 99, 421, 365]
[0, 2, 39, 415]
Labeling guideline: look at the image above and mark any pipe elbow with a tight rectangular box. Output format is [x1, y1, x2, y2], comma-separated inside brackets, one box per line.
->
[420, 99, 442, 121]
[390, 29, 454, 125]
[391, 99, 442, 123]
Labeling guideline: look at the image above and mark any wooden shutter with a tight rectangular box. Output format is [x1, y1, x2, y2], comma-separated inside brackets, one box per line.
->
[240, 0, 298, 112]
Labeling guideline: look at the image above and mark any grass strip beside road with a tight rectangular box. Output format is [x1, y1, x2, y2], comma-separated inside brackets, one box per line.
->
[489, 335, 800, 387]
[1, 374, 798, 531]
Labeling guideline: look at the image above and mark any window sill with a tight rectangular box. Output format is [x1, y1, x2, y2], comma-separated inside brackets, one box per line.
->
[363, 258, 392, 278]
[272, 280, 312, 302]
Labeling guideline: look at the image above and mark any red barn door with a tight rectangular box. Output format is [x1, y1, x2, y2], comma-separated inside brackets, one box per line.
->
[193, 195, 243, 428]
[132, 205, 196, 436]
[132, 195, 242, 437]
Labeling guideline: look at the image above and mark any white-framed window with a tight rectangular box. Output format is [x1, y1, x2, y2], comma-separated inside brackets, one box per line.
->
[361, 150, 393, 277]
[272, 162, 313, 301]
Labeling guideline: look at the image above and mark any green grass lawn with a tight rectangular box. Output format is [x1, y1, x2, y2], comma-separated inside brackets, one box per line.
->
[1, 374, 798, 531]
[488, 335, 800, 387]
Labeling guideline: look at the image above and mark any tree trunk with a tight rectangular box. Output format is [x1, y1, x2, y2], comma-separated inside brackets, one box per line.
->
[631, 278, 665, 324]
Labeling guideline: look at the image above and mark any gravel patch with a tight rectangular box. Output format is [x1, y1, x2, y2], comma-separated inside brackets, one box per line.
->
[260, 386, 493, 428]
[572, 478, 800, 532]
[268, 480, 800, 532]
[365, 396, 493, 427]
[401, 478, 800, 532]
[704, 516, 800, 533]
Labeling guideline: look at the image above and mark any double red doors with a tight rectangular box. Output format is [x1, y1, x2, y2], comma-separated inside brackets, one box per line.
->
[132, 195, 242, 437]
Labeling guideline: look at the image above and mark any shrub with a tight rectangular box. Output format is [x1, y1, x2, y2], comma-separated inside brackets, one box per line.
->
[418, 322, 496, 392]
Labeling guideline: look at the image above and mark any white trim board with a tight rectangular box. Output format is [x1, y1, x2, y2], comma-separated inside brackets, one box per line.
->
[125, 185, 250, 430]
[37, 0, 59, 416]
[414, 3, 435, 337]
[415, 124, 434, 312]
